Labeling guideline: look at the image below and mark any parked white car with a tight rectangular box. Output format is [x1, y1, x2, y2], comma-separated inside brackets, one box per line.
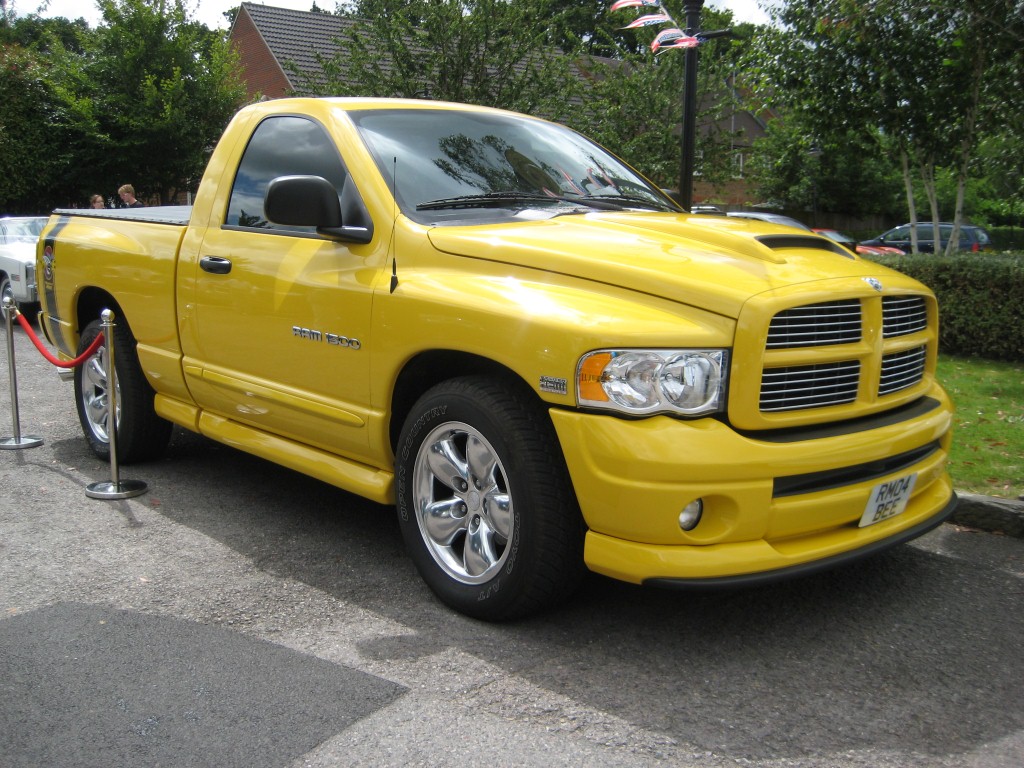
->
[0, 216, 48, 312]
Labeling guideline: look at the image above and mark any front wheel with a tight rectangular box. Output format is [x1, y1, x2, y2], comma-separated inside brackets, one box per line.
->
[1, 275, 16, 311]
[396, 376, 585, 621]
[74, 317, 172, 463]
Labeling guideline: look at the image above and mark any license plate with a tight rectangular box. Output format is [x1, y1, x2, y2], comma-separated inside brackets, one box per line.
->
[859, 473, 917, 527]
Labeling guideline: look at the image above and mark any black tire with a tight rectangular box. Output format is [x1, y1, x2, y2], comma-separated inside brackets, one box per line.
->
[396, 376, 586, 621]
[0, 275, 34, 317]
[74, 317, 172, 463]
[0, 275, 14, 309]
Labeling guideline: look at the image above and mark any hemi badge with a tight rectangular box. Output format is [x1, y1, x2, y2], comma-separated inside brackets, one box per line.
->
[539, 376, 568, 395]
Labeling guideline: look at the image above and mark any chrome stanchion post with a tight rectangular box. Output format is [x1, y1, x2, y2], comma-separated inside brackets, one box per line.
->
[1, 296, 43, 450]
[86, 309, 147, 499]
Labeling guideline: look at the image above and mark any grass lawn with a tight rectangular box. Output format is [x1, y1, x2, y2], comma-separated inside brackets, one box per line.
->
[938, 355, 1024, 499]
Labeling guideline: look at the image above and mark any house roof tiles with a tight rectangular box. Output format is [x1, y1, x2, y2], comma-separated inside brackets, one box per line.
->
[238, 3, 357, 93]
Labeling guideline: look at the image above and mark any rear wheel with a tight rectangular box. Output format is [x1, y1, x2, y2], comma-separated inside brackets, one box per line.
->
[396, 376, 585, 621]
[74, 317, 172, 463]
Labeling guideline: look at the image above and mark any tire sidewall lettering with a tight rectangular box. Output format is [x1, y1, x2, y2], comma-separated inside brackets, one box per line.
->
[397, 404, 448, 523]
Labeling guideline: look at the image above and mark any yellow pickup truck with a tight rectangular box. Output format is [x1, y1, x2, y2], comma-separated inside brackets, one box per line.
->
[37, 98, 956, 619]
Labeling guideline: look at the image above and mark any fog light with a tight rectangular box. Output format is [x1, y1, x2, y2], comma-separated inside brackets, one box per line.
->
[678, 500, 703, 531]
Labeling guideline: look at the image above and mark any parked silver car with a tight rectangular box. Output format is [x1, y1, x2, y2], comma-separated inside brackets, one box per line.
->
[725, 211, 813, 231]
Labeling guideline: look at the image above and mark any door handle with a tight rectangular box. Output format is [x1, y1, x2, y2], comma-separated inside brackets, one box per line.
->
[200, 256, 232, 274]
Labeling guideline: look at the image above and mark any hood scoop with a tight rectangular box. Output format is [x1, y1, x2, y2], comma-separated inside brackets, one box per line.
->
[756, 234, 855, 259]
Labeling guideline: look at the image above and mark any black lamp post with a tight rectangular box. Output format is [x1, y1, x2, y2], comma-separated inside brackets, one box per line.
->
[678, 1, 704, 212]
[678, 2, 731, 212]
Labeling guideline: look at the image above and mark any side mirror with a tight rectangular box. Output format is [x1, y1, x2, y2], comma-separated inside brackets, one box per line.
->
[265, 175, 373, 244]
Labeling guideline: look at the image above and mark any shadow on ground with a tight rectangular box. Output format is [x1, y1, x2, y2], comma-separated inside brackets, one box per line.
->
[46, 427, 1024, 763]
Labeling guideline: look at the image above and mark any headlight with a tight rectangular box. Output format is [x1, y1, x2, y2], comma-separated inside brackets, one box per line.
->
[577, 349, 728, 417]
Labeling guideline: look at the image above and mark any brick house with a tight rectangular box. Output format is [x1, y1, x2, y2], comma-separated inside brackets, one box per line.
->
[228, 3, 356, 99]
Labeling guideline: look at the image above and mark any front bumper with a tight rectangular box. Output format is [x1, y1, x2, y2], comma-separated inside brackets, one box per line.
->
[550, 385, 955, 585]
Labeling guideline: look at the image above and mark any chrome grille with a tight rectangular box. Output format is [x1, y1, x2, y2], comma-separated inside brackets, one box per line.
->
[766, 300, 861, 348]
[760, 361, 861, 411]
[883, 296, 927, 337]
[758, 295, 929, 415]
[880, 346, 927, 395]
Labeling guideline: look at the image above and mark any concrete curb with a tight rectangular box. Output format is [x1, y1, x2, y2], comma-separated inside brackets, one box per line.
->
[950, 492, 1024, 539]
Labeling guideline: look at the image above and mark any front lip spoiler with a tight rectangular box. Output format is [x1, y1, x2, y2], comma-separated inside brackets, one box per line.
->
[643, 492, 959, 591]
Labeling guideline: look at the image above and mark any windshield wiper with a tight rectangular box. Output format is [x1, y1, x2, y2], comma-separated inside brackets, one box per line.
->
[603, 195, 677, 212]
[416, 192, 626, 212]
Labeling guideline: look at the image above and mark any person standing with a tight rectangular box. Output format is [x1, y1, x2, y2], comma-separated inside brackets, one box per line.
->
[118, 184, 144, 208]
[89, 194, 105, 209]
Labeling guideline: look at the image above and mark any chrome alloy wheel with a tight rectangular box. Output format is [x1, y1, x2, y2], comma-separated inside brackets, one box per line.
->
[412, 421, 514, 585]
[80, 345, 119, 443]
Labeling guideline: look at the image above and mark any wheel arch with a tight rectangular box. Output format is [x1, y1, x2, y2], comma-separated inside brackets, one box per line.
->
[74, 287, 126, 336]
[389, 350, 544, 452]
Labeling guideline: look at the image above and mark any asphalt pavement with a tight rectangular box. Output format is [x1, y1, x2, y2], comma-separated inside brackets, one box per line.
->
[2, 315, 1022, 768]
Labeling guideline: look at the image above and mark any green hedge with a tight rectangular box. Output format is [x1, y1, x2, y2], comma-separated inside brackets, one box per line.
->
[869, 252, 1024, 362]
[989, 227, 1024, 251]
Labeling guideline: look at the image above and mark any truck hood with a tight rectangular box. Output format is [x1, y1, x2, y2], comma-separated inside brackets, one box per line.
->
[427, 212, 881, 319]
[0, 241, 37, 266]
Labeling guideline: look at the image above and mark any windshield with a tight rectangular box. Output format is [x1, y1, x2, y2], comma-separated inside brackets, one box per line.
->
[350, 108, 676, 224]
[1, 217, 46, 243]
[818, 229, 855, 244]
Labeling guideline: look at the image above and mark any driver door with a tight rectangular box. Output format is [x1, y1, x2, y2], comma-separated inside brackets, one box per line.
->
[180, 114, 384, 462]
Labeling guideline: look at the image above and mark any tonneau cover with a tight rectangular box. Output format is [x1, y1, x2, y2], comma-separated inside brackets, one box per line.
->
[53, 205, 193, 227]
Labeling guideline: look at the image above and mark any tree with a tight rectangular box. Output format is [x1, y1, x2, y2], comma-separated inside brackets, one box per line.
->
[0, 46, 60, 212]
[293, 0, 584, 122]
[81, 0, 247, 203]
[748, 115, 904, 222]
[286, 1, 751, 194]
[0, 13, 96, 211]
[1, 1, 247, 210]
[975, 131, 1024, 228]
[570, 4, 748, 192]
[0, 8, 90, 52]
[745, 0, 1024, 251]
[552, 0, 646, 57]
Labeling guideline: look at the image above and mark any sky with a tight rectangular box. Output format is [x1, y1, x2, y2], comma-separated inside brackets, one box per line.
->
[22, 0, 772, 31]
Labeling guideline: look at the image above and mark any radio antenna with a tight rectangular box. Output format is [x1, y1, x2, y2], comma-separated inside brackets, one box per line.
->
[390, 156, 399, 293]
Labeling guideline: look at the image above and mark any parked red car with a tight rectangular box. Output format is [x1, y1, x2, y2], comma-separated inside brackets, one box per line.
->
[812, 228, 905, 257]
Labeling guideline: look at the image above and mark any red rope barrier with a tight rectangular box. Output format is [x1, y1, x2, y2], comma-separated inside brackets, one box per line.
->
[15, 312, 104, 368]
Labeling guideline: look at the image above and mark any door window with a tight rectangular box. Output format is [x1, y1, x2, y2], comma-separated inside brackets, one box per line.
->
[226, 116, 349, 233]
